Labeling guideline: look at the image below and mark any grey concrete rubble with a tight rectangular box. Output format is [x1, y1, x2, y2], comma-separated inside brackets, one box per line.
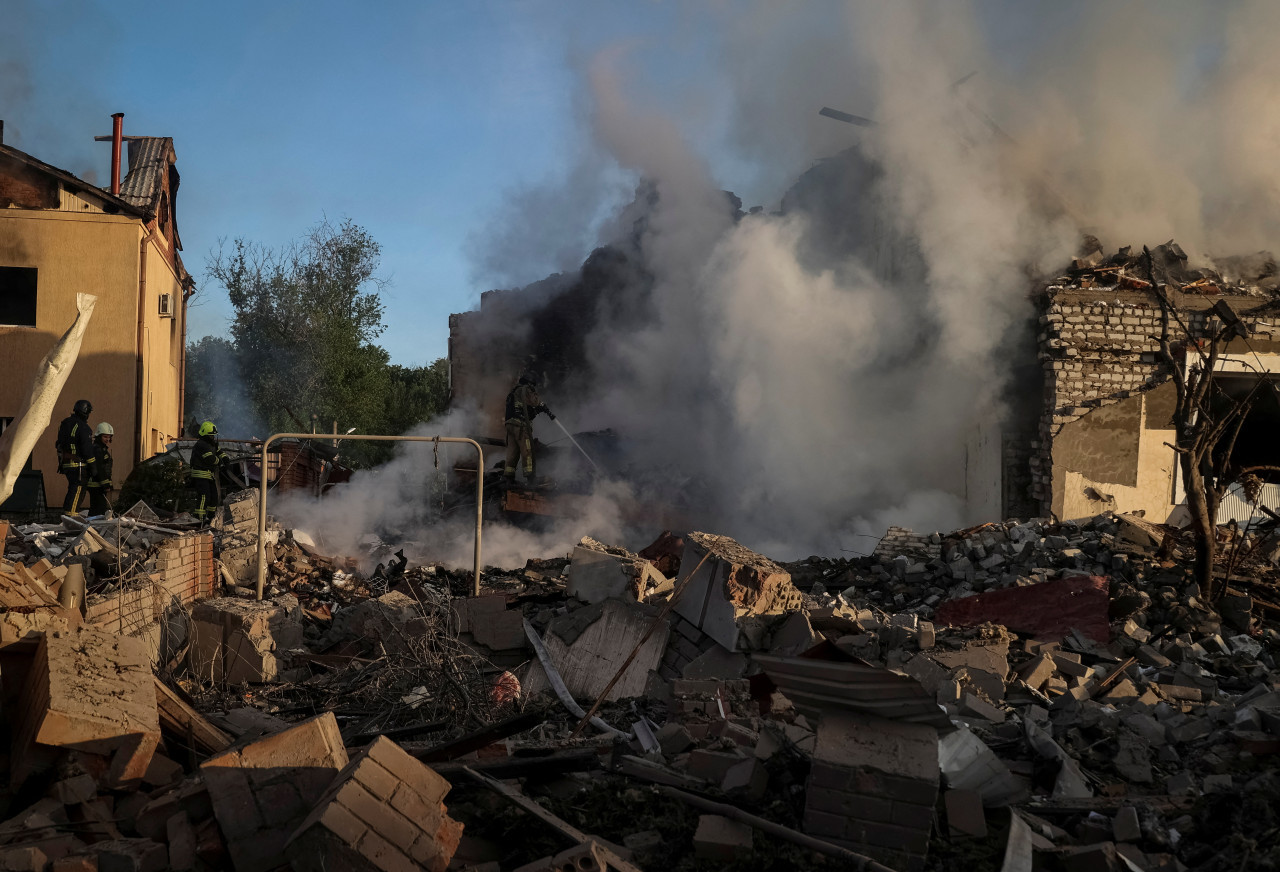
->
[6, 472, 1280, 870]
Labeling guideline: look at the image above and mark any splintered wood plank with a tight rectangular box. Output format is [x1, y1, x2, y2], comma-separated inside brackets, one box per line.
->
[154, 677, 232, 756]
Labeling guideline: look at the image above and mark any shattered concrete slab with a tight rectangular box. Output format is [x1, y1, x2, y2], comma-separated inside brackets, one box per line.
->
[11, 626, 160, 789]
[522, 598, 669, 702]
[566, 536, 670, 604]
[286, 736, 463, 872]
[671, 531, 804, 651]
[453, 593, 527, 652]
[189, 595, 304, 684]
[201, 711, 349, 872]
[319, 590, 430, 655]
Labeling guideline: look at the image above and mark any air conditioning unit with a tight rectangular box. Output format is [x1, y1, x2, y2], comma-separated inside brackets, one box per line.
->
[158, 293, 174, 317]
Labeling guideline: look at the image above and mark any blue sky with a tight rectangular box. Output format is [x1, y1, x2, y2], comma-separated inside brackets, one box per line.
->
[3, 0, 731, 366]
[6, 1, 1198, 367]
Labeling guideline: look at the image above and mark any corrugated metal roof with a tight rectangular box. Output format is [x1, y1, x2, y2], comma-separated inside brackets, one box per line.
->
[1217, 481, 1280, 526]
[754, 653, 956, 733]
[118, 137, 172, 211]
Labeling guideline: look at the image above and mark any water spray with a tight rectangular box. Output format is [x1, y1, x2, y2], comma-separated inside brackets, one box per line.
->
[552, 418, 602, 474]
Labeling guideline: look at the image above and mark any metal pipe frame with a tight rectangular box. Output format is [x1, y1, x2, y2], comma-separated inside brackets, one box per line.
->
[255, 433, 485, 600]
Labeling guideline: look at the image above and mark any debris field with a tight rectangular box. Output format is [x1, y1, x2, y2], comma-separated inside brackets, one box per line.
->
[0, 491, 1277, 872]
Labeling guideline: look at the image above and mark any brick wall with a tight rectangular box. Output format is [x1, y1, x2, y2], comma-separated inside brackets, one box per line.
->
[0, 156, 59, 209]
[1022, 287, 1280, 517]
[802, 712, 940, 872]
[1031, 291, 1173, 509]
[660, 613, 722, 680]
[85, 531, 214, 638]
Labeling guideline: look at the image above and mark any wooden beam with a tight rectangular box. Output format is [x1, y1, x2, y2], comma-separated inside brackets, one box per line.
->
[154, 677, 231, 757]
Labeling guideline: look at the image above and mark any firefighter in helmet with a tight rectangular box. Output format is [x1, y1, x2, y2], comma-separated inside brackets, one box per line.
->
[86, 422, 115, 514]
[190, 421, 229, 525]
[504, 371, 554, 486]
[55, 399, 94, 514]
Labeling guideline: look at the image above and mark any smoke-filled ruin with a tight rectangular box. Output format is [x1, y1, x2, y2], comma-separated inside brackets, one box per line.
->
[12, 4, 1280, 870]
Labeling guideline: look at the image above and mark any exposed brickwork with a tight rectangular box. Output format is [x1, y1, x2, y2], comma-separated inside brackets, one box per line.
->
[286, 736, 463, 872]
[85, 533, 214, 639]
[201, 712, 348, 872]
[0, 156, 60, 209]
[802, 712, 939, 872]
[673, 532, 803, 651]
[1024, 287, 1280, 516]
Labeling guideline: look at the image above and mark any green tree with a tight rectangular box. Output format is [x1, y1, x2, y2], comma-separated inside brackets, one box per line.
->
[207, 218, 393, 466]
[382, 360, 451, 436]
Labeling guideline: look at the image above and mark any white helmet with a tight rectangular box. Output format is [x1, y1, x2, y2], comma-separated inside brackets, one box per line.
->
[95, 422, 114, 437]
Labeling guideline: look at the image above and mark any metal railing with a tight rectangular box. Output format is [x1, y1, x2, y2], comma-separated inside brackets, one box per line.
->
[255, 433, 485, 599]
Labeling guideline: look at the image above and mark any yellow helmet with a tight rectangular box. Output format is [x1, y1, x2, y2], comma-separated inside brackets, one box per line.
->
[95, 422, 114, 437]
[197, 421, 218, 438]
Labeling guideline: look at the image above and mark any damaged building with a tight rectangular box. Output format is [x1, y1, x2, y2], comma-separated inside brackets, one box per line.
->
[0, 114, 192, 512]
[983, 241, 1280, 526]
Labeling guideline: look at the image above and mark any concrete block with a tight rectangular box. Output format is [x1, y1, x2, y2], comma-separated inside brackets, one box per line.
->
[188, 597, 303, 685]
[687, 749, 745, 784]
[566, 538, 667, 604]
[721, 758, 768, 800]
[201, 712, 348, 872]
[1112, 806, 1141, 842]
[681, 644, 748, 680]
[471, 607, 527, 652]
[655, 723, 694, 756]
[692, 815, 753, 862]
[50, 857, 95, 872]
[961, 694, 1006, 724]
[1018, 653, 1055, 690]
[141, 754, 182, 789]
[165, 813, 195, 871]
[0, 848, 49, 872]
[11, 627, 160, 789]
[287, 736, 462, 872]
[671, 532, 803, 651]
[50, 776, 97, 806]
[1063, 842, 1126, 872]
[812, 711, 939, 785]
[92, 840, 166, 872]
[769, 611, 819, 656]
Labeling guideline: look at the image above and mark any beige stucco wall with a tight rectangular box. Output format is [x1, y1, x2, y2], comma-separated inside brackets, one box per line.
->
[0, 210, 185, 507]
[1053, 389, 1179, 522]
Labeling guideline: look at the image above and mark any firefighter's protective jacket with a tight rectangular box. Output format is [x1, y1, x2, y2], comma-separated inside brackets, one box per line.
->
[55, 414, 93, 471]
[505, 383, 545, 426]
[88, 440, 113, 489]
[190, 436, 229, 482]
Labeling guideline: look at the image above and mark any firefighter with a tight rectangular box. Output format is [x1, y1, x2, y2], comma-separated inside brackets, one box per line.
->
[86, 422, 115, 514]
[55, 399, 94, 514]
[503, 371, 554, 486]
[190, 421, 229, 525]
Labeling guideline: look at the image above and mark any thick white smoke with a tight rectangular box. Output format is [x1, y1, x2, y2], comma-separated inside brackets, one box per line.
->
[292, 1, 1280, 566]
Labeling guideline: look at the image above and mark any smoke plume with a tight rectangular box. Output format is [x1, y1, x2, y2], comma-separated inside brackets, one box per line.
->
[288, 1, 1280, 566]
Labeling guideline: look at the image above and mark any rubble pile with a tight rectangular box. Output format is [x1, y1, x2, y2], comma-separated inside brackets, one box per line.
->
[2, 486, 1280, 871]
[1055, 238, 1280, 296]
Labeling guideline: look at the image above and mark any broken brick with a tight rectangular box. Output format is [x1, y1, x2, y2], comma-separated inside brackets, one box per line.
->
[201, 712, 348, 872]
[286, 736, 462, 872]
[11, 627, 160, 789]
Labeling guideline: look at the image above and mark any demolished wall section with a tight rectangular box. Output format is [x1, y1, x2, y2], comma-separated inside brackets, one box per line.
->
[1030, 288, 1280, 520]
[85, 532, 214, 642]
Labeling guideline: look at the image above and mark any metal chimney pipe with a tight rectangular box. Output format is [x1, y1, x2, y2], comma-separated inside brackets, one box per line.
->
[110, 113, 123, 195]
